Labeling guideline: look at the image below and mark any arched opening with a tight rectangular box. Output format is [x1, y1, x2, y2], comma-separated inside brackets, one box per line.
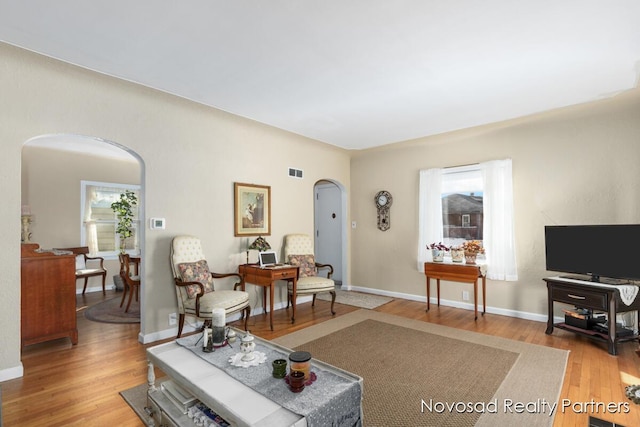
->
[21, 133, 146, 331]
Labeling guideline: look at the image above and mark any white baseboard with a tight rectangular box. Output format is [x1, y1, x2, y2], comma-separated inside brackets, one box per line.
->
[347, 285, 549, 323]
[0, 363, 24, 382]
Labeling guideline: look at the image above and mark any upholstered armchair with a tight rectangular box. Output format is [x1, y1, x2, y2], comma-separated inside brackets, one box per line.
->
[170, 235, 250, 338]
[283, 233, 336, 315]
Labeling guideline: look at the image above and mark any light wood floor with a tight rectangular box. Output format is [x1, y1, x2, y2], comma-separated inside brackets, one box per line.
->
[2, 290, 640, 426]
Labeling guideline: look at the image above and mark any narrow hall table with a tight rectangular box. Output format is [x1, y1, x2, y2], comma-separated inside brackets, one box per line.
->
[424, 261, 487, 320]
[238, 264, 299, 330]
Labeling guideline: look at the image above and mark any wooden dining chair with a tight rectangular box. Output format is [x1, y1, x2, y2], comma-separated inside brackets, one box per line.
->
[119, 253, 140, 312]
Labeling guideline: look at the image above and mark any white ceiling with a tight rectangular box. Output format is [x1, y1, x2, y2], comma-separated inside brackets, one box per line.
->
[2, 1, 639, 150]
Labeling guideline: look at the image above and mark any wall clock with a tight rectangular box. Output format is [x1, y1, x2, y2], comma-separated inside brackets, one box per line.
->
[374, 190, 392, 231]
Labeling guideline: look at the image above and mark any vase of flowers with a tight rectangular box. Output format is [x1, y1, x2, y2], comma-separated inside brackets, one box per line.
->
[429, 242, 450, 262]
[462, 240, 485, 265]
[450, 246, 464, 263]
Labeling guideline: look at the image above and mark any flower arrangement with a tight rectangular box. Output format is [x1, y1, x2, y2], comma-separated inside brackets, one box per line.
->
[428, 242, 450, 251]
[462, 240, 485, 255]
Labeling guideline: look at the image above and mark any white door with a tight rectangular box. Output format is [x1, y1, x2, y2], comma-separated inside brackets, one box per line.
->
[314, 183, 342, 283]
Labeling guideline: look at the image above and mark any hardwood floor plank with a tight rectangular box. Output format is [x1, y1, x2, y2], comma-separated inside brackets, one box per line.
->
[2, 291, 640, 426]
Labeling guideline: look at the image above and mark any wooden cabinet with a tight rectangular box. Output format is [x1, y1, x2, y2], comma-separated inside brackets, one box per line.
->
[544, 276, 640, 355]
[21, 243, 78, 348]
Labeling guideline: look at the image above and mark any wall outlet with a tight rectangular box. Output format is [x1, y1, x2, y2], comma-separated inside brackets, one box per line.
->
[168, 312, 177, 326]
[462, 291, 470, 301]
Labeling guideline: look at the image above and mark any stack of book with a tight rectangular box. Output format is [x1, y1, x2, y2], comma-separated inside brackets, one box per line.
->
[563, 308, 605, 330]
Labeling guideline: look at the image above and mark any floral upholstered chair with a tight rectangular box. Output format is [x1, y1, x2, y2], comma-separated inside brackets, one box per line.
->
[283, 233, 336, 315]
[170, 235, 250, 337]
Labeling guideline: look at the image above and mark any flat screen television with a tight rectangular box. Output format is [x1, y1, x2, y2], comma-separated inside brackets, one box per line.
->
[544, 224, 640, 282]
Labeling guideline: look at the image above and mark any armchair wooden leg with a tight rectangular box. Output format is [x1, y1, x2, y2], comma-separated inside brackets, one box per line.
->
[329, 290, 336, 315]
[101, 274, 106, 295]
[311, 294, 317, 307]
[243, 305, 251, 331]
[176, 313, 185, 338]
[82, 278, 89, 295]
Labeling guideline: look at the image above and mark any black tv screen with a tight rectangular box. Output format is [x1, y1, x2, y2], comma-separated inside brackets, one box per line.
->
[544, 225, 640, 282]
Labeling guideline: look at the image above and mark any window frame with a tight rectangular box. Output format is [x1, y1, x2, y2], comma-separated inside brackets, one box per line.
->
[80, 180, 141, 259]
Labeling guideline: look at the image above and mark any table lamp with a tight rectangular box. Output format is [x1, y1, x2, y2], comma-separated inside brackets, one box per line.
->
[247, 236, 271, 263]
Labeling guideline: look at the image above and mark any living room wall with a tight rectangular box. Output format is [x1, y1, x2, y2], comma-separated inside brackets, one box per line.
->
[0, 43, 351, 380]
[21, 146, 140, 293]
[350, 89, 640, 320]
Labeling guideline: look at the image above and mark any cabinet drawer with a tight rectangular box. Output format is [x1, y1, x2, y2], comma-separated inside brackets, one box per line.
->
[551, 287, 608, 310]
[272, 269, 296, 280]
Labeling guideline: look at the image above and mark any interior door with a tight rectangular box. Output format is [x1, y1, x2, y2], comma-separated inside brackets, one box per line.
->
[314, 183, 342, 283]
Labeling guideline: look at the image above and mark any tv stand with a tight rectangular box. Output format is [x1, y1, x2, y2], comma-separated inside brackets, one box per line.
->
[544, 277, 640, 355]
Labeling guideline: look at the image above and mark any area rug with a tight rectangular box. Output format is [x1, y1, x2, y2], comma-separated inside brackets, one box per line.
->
[84, 296, 140, 323]
[120, 382, 148, 423]
[316, 289, 393, 309]
[273, 310, 568, 427]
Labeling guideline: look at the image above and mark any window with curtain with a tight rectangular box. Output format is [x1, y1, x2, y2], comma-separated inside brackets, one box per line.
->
[81, 180, 140, 257]
[418, 159, 517, 281]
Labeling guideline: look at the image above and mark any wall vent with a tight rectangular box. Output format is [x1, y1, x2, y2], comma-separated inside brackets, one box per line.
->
[288, 167, 303, 179]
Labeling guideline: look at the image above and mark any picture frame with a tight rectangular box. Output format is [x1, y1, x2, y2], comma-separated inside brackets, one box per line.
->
[234, 182, 271, 236]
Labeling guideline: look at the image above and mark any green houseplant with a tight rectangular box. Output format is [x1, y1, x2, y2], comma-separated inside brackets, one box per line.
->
[110, 190, 138, 254]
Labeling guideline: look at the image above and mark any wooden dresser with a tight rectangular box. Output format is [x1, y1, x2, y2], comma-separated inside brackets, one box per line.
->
[21, 243, 78, 348]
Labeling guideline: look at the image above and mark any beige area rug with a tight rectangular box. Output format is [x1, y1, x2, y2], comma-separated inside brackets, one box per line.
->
[274, 310, 568, 427]
[315, 289, 393, 309]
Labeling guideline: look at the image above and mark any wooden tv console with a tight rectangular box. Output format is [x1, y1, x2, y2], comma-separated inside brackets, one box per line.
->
[544, 276, 640, 355]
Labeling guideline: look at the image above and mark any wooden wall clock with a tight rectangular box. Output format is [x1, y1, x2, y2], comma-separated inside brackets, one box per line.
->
[374, 190, 392, 231]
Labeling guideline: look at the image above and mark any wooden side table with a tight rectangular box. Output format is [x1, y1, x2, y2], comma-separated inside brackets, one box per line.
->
[238, 264, 298, 330]
[424, 261, 487, 320]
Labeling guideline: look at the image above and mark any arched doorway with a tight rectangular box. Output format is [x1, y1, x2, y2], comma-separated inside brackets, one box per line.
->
[21, 133, 145, 329]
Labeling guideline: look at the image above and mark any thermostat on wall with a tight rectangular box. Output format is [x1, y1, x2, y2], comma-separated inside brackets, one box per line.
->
[150, 218, 166, 229]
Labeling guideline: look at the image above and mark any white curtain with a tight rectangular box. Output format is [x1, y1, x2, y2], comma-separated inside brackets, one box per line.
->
[481, 159, 518, 281]
[417, 168, 443, 270]
[84, 187, 99, 255]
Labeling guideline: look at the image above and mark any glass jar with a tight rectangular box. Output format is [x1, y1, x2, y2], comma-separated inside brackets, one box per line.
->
[289, 351, 311, 380]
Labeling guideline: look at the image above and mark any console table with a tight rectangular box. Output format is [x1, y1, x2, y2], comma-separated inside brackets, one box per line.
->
[424, 261, 487, 320]
[544, 276, 640, 355]
[239, 264, 299, 330]
[146, 333, 363, 426]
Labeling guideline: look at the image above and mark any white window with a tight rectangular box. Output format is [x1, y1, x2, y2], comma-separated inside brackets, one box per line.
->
[441, 164, 483, 248]
[418, 159, 517, 281]
[81, 181, 140, 258]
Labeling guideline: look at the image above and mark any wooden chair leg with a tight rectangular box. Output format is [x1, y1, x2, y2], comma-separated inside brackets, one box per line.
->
[82, 277, 89, 295]
[311, 294, 317, 307]
[177, 313, 185, 338]
[120, 282, 129, 307]
[101, 273, 106, 295]
[243, 305, 251, 331]
[125, 285, 136, 312]
[329, 290, 336, 315]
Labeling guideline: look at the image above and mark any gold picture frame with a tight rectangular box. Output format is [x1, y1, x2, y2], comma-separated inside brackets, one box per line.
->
[234, 182, 271, 236]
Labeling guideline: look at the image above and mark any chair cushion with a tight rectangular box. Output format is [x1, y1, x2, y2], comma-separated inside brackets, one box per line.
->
[287, 276, 335, 294]
[287, 254, 317, 278]
[76, 268, 105, 276]
[178, 260, 215, 298]
[182, 290, 250, 316]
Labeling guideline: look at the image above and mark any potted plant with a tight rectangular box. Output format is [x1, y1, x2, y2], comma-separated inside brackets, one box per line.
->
[111, 190, 138, 254]
[462, 240, 485, 265]
[428, 242, 450, 262]
[450, 245, 465, 263]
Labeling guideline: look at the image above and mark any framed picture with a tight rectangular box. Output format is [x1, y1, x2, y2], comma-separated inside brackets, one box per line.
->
[234, 182, 271, 236]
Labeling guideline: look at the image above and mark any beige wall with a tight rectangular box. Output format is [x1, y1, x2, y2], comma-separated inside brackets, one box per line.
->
[350, 90, 640, 318]
[0, 43, 351, 379]
[21, 146, 141, 292]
